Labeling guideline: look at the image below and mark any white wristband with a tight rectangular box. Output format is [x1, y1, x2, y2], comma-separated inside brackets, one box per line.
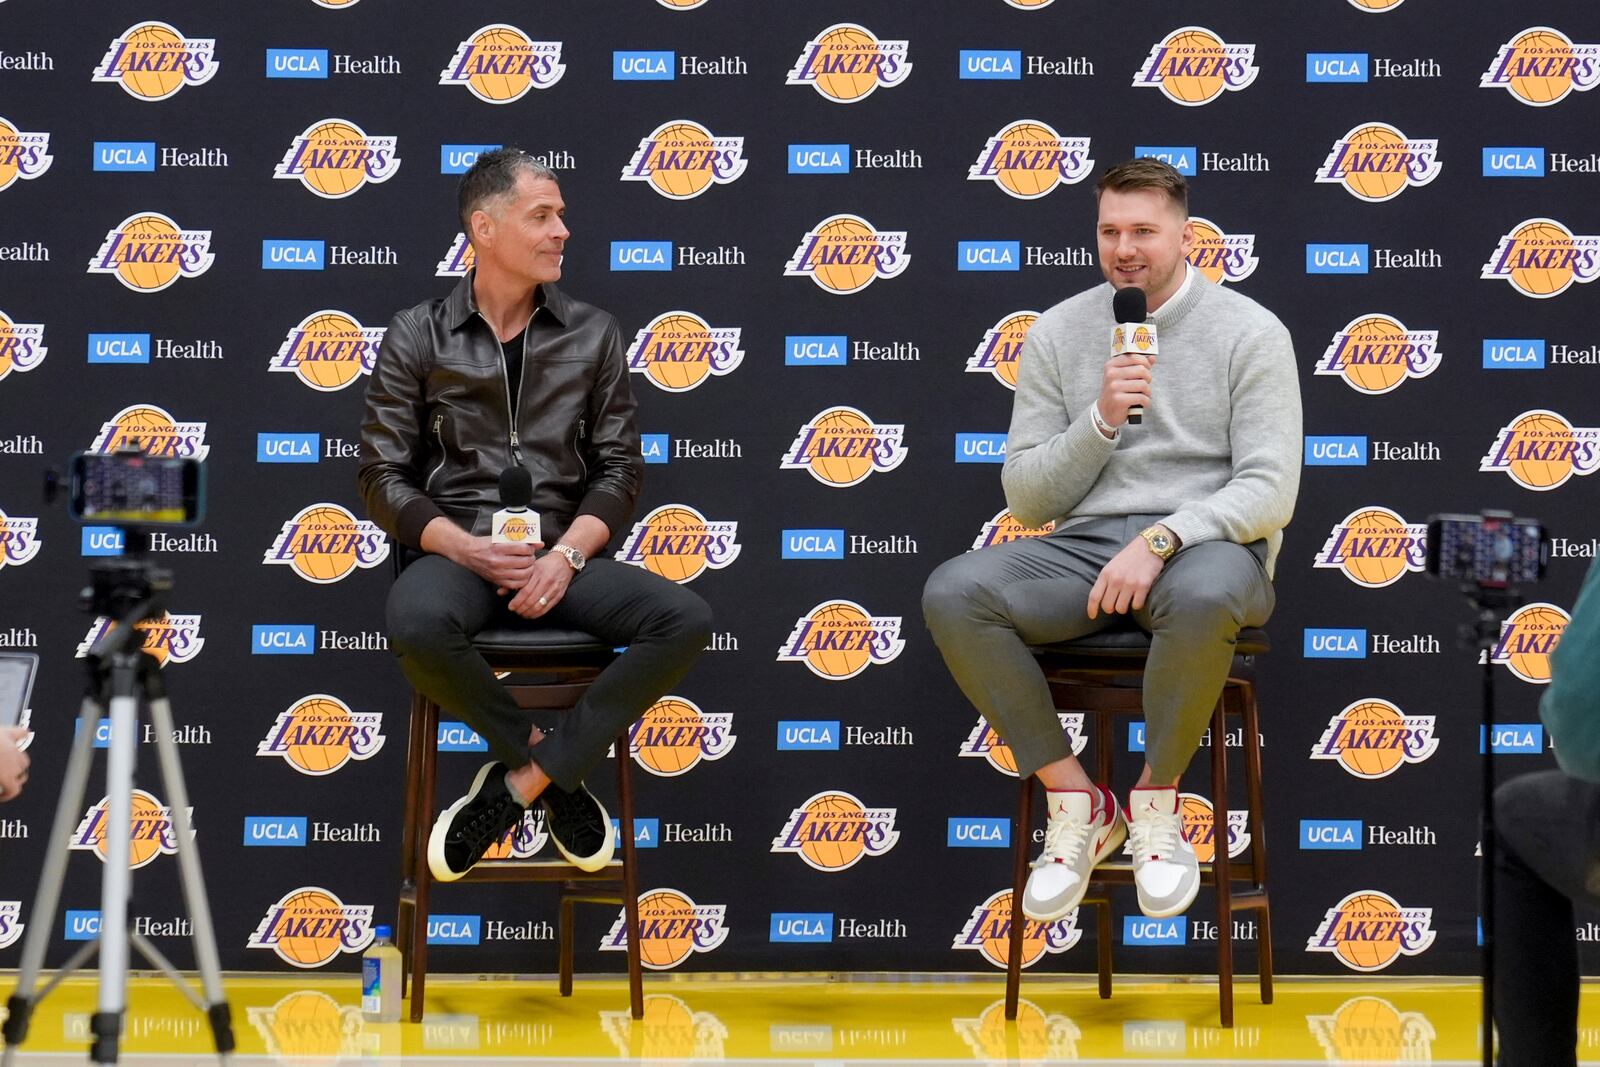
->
[1089, 403, 1120, 441]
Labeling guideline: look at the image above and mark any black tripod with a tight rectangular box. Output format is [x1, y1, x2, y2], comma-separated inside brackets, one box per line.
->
[2, 538, 233, 1065]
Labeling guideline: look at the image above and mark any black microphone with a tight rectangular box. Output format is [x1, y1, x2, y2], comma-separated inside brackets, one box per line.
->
[498, 465, 533, 509]
[1111, 286, 1156, 426]
[493, 466, 538, 545]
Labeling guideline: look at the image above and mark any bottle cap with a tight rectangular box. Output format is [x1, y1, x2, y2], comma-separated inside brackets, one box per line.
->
[374, 924, 392, 940]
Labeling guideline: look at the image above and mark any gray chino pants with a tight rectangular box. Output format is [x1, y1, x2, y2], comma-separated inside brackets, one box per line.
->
[922, 515, 1275, 782]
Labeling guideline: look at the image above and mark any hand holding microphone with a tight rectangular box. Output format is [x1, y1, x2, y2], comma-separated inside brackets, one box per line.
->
[1101, 287, 1159, 429]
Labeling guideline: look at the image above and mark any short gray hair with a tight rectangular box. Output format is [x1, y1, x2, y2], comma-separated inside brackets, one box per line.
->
[457, 147, 558, 233]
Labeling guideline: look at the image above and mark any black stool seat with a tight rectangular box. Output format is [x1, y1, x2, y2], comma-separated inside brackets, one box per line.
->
[1034, 626, 1271, 656]
[471, 625, 616, 656]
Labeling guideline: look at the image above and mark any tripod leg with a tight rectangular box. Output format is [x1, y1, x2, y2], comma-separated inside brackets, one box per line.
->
[1, 695, 105, 1061]
[92, 659, 143, 1065]
[144, 682, 234, 1061]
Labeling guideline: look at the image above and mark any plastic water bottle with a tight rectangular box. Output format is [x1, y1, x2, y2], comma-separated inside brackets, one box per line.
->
[361, 925, 402, 1022]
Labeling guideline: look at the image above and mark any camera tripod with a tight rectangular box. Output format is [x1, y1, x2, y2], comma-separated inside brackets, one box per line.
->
[2, 548, 233, 1065]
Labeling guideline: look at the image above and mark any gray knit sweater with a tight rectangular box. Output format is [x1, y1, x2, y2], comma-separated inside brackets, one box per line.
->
[1001, 270, 1302, 574]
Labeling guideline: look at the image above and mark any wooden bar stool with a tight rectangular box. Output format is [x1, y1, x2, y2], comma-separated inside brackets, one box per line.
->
[1005, 627, 1273, 1028]
[395, 625, 643, 1022]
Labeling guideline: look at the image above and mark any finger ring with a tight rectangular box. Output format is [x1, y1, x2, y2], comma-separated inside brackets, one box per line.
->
[537, 596, 549, 607]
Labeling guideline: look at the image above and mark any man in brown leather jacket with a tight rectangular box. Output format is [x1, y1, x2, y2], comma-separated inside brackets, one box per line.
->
[360, 148, 711, 881]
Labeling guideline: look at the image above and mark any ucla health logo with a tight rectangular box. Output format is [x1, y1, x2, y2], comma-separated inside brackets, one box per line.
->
[263, 503, 389, 583]
[1186, 217, 1257, 284]
[1313, 507, 1428, 588]
[1480, 410, 1600, 490]
[77, 613, 204, 667]
[967, 312, 1037, 390]
[627, 696, 735, 777]
[0, 508, 41, 569]
[772, 791, 899, 871]
[778, 600, 904, 680]
[781, 406, 906, 487]
[440, 25, 565, 103]
[89, 213, 214, 293]
[1315, 123, 1441, 201]
[1490, 602, 1570, 684]
[0, 117, 52, 191]
[968, 122, 1092, 199]
[257, 694, 385, 775]
[274, 120, 399, 199]
[953, 890, 1080, 969]
[271, 311, 385, 392]
[1308, 891, 1434, 973]
[0, 310, 46, 383]
[621, 121, 746, 199]
[90, 404, 209, 459]
[1311, 699, 1437, 779]
[626, 312, 743, 392]
[600, 889, 727, 970]
[437, 233, 473, 277]
[70, 789, 191, 868]
[1134, 27, 1257, 106]
[785, 214, 909, 294]
[617, 505, 740, 583]
[1316, 315, 1440, 394]
[93, 22, 217, 101]
[1481, 218, 1600, 298]
[1480, 28, 1600, 107]
[960, 713, 1085, 777]
[0, 901, 22, 950]
[248, 887, 373, 969]
[786, 24, 911, 103]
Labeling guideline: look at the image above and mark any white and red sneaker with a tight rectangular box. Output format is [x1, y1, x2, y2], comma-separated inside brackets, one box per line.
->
[1022, 786, 1127, 921]
[1128, 786, 1200, 918]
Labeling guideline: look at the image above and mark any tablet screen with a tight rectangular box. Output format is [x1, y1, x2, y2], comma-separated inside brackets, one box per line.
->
[0, 653, 37, 728]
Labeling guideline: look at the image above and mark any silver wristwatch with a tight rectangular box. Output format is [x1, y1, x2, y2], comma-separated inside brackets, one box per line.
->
[551, 543, 586, 572]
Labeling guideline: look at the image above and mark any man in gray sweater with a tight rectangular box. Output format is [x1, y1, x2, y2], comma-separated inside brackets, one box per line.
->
[924, 158, 1301, 923]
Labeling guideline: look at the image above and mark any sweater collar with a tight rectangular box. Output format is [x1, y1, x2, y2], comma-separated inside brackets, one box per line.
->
[1149, 263, 1210, 329]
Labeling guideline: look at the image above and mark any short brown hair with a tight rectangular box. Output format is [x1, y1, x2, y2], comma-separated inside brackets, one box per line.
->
[1095, 158, 1188, 215]
[458, 147, 558, 234]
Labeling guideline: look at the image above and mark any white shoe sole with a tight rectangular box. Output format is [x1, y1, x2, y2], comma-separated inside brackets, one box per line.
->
[545, 789, 615, 872]
[1135, 864, 1201, 919]
[427, 761, 501, 883]
[1023, 817, 1128, 921]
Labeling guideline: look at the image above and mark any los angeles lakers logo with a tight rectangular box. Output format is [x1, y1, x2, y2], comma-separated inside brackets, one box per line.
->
[625, 312, 744, 392]
[628, 697, 735, 777]
[618, 506, 740, 584]
[657, 0, 710, 8]
[246, 990, 365, 1063]
[92, 22, 217, 101]
[89, 404, 210, 459]
[440, 25, 565, 104]
[622, 121, 746, 200]
[967, 312, 1037, 389]
[0, 118, 51, 191]
[1490, 602, 1570, 684]
[785, 214, 909, 294]
[481, 809, 548, 860]
[1311, 699, 1438, 779]
[436, 233, 474, 277]
[248, 887, 374, 969]
[1481, 28, 1600, 107]
[955, 998, 1082, 1063]
[1480, 410, 1600, 490]
[1004, 0, 1058, 7]
[1186, 217, 1257, 284]
[274, 120, 399, 199]
[312, 0, 361, 7]
[787, 24, 911, 103]
[1313, 507, 1428, 588]
[1134, 27, 1257, 106]
[778, 600, 905, 680]
[953, 889, 1081, 968]
[1169, 793, 1249, 864]
[1481, 218, 1600, 298]
[1307, 890, 1434, 972]
[1348, 0, 1407, 10]
[960, 714, 1085, 776]
[1315, 123, 1441, 201]
[772, 790, 899, 870]
[781, 406, 907, 486]
[971, 509, 1055, 551]
[0, 310, 46, 383]
[0, 901, 23, 951]
[88, 213, 214, 293]
[257, 695, 385, 775]
[0, 508, 40, 570]
[76, 613, 204, 667]
[271, 311, 385, 392]
[69, 789, 192, 868]
[1308, 997, 1437, 1063]
[264, 504, 389, 583]
[599, 995, 729, 1061]
[1316, 315, 1441, 394]
[600, 888, 727, 970]
[968, 122, 1093, 199]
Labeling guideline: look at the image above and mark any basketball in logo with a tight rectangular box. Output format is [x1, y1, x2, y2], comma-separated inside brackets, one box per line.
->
[1308, 997, 1437, 1063]
[784, 215, 911, 294]
[1307, 890, 1434, 972]
[264, 503, 389, 583]
[0, 118, 51, 192]
[1186, 217, 1257, 284]
[967, 313, 1037, 389]
[954, 998, 1081, 1062]
[257, 694, 385, 774]
[88, 213, 214, 293]
[1310, 699, 1438, 779]
[312, 0, 361, 7]
[271, 311, 385, 392]
[772, 790, 900, 871]
[1133, 27, 1257, 105]
[1480, 218, 1600, 298]
[92, 22, 217, 101]
[1492, 603, 1570, 683]
[778, 599, 906, 680]
[0, 509, 41, 569]
[1480, 410, 1599, 490]
[1313, 507, 1428, 587]
[1315, 123, 1440, 201]
[88, 403, 210, 460]
[1004, 0, 1057, 7]
[1316, 315, 1441, 394]
[440, 25, 566, 103]
[600, 888, 727, 970]
[274, 120, 400, 199]
[1481, 28, 1600, 107]
[628, 696, 736, 776]
[786, 24, 912, 103]
[968, 122, 1093, 199]
[0, 311, 46, 383]
[247, 990, 363, 1062]
[971, 508, 1055, 551]
[960, 714, 1085, 776]
[1348, 0, 1405, 9]
[952, 889, 1081, 968]
[621, 122, 746, 200]
[625, 313, 744, 392]
[69, 789, 187, 868]
[657, 0, 710, 7]
[780, 406, 907, 487]
[618, 505, 741, 583]
[249, 887, 374, 968]
[1174, 793, 1250, 864]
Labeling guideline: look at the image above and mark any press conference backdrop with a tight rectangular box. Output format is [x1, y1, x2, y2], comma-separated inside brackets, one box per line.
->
[0, 0, 1597, 980]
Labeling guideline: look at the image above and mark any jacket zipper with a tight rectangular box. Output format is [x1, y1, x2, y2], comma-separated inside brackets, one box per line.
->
[503, 309, 533, 467]
[424, 412, 448, 491]
[573, 418, 588, 481]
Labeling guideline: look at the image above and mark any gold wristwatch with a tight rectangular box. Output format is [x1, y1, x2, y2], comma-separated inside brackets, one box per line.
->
[1139, 525, 1178, 561]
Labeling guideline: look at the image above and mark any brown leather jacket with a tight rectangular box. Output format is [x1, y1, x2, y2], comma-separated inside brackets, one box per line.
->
[358, 274, 642, 550]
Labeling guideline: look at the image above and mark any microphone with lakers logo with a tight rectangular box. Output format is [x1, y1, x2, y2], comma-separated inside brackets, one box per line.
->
[492, 466, 540, 546]
[1110, 286, 1159, 426]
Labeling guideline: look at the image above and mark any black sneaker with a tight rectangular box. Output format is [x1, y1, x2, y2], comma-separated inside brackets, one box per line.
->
[428, 761, 525, 882]
[540, 783, 614, 872]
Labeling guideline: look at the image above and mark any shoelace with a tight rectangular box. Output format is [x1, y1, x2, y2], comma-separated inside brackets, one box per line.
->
[1033, 810, 1091, 868]
[545, 789, 603, 838]
[453, 794, 514, 848]
[1128, 811, 1181, 862]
